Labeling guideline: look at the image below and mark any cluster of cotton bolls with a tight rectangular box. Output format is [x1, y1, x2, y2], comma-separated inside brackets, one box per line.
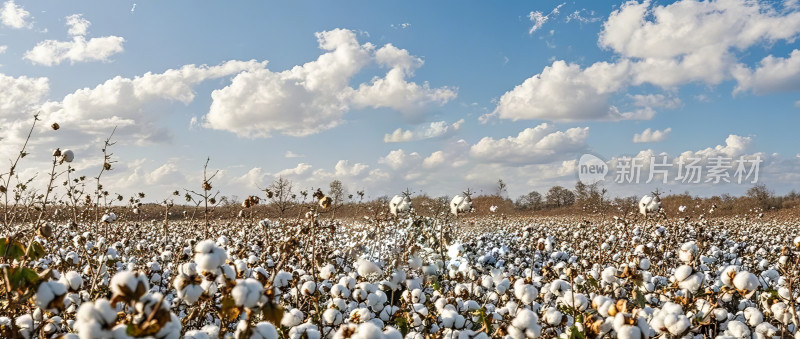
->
[3, 199, 800, 339]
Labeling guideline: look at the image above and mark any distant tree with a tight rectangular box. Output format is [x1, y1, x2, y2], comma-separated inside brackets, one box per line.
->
[328, 179, 347, 218]
[515, 191, 543, 210]
[266, 176, 294, 217]
[546, 185, 575, 207]
[497, 179, 508, 198]
[746, 183, 773, 209]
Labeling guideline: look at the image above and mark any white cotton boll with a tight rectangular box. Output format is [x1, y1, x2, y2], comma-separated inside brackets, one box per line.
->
[673, 265, 693, 282]
[35, 281, 67, 311]
[231, 278, 263, 309]
[288, 323, 320, 339]
[713, 308, 728, 322]
[678, 272, 704, 292]
[755, 322, 777, 338]
[678, 242, 698, 263]
[301, 281, 316, 296]
[274, 271, 292, 288]
[251, 322, 278, 339]
[110, 271, 149, 299]
[794, 236, 800, 248]
[601, 266, 617, 284]
[744, 307, 763, 326]
[548, 279, 571, 296]
[514, 284, 538, 305]
[561, 291, 588, 311]
[331, 284, 350, 299]
[615, 324, 642, 339]
[323, 308, 343, 326]
[733, 271, 759, 292]
[281, 308, 304, 327]
[319, 264, 335, 280]
[15, 314, 33, 339]
[508, 308, 541, 339]
[639, 258, 650, 271]
[408, 255, 422, 270]
[356, 258, 381, 277]
[723, 320, 750, 338]
[383, 327, 403, 339]
[496, 279, 510, 294]
[194, 240, 228, 274]
[543, 307, 562, 326]
[663, 313, 690, 336]
[720, 266, 739, 287]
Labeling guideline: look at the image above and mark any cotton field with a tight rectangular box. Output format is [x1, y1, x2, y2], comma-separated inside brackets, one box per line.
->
[1, 197, 800, 339]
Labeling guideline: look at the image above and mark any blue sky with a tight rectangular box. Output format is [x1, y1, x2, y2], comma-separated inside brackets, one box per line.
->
[1, 0, 800, 201]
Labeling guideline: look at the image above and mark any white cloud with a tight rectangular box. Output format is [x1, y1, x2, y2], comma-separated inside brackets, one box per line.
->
[203, 29, 455, 138]
[379, 149, 423, 171]
[496, 0, 800, 122]
[1, 1, 31, 29]
[469, 123, 589, 164]
[733, 49, 800, 94]
[0, 45, 7, 54]
[491, 60, 653, 121]
[633, 127, 671, 143]
[348, 44, 457, 119]
[37, 60, 265, 144]
[629, 94, 681, 109]
[383, 119, 464, 143]
[25, 36, 125, 66]
[65, 14, 90, 36]
[529, 3, 565, 34]
[275, 163, 313, 178]
[0, 73, 49, 117]
[284, 151, 305, 158]
[24, 14, 124, 66]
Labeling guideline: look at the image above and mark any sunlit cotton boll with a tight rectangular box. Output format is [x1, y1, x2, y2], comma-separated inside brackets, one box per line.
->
[356, 258, 381, 277]
[231, 278, 264, 309]
[508, 308, 542, 338]
[194, 240, 228, 274]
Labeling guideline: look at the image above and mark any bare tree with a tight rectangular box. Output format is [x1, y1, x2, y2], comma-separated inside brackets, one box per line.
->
[497, 179, 508, 198]
[265, 176, 294, 218]
[328, 179, 346, 219]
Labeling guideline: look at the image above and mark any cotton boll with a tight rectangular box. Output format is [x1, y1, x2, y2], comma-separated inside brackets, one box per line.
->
[743, 307, 763, 327]
[231, 278, 263, 309]
[561, 291, 588, 311]
[322, 308, 343, 326]
[678, 242, 698, 263]
[508, 308, 541, 339]
[35, 281, 68, 312]
[601, 267, 617, 284]
[194, 240, 228, 274]
[288, 323, 320, 339]
[281, 308, 304, 327]
[251, 322, 278, 339]
[356, 258, 380, 277]
[720, 266, 739, 287]
[543, 307, 562, 326]
[514, 284, 538, 305]
[673, 265, 693, 282]
[722, 320, 750, 338]
[301, 281, 316, 296]
[733, 271, 759, 292]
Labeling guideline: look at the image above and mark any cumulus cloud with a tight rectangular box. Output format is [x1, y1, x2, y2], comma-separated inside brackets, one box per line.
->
[65, 14, 90, 36]
[491, 60, 654, 122]
[24, 14, 124, 66]
[0, 45, 7, 54]
[495, 0, 800, 122]
[34, 60, 265, 145]
[203, 29, 455, 138]
[0, 73, 49, 117]
[633, 127, 671, 143]
[469, 123, 589, 165]
[384, 119, 464, 143]
[1, 1, 31, 29]
[733, 49, 800, 94]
